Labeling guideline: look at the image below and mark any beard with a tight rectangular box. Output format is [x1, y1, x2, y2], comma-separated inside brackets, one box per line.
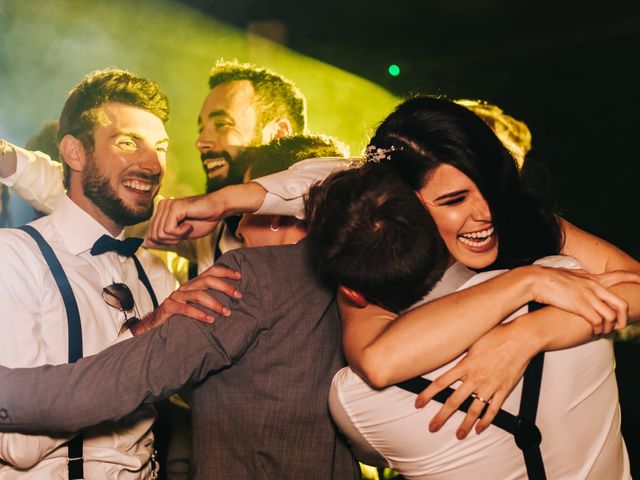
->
[202, 150, 248, 193]
[82, 153, 158, 227]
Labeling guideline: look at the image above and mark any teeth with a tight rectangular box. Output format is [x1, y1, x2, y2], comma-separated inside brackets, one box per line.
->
[459, 235, 492, 247]
[459, 226, 494, 240]
[204, 159, 226, 171]
[123, 179, 152, 192]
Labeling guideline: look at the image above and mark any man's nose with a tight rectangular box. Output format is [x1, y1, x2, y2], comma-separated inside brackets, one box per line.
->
[195, 129, 217, 154]
[138, 147, 164, 175]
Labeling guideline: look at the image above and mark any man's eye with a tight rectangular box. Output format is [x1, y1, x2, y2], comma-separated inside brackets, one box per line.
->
[156, 145, 168, 154]
[117, 140, 137, 150]
[215, 122, 231, 129]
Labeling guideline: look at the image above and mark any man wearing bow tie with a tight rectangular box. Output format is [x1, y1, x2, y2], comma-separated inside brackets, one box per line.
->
[0, 69, 229, 479]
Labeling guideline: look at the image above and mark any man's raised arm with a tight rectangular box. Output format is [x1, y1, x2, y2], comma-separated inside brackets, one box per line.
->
[0, 140, 65, 213]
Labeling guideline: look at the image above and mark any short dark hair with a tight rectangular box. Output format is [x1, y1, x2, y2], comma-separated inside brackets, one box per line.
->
[367, 95, 561, 269]
[237, 133, 348, 181]
[306, 164, 449, 313]
[58, 69, 170, 188]
[209, 60, 306, 135]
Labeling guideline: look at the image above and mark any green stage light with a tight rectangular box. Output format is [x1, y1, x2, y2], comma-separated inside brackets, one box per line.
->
[388, 64, 400, 77]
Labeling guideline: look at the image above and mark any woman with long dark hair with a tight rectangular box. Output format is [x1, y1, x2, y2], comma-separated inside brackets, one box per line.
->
[328, 96, 638, 478]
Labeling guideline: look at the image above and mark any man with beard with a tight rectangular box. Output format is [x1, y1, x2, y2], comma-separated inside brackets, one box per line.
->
[0, 61, 308, 275]
[0, 69, 228, 479]
[169, 60, 308, 273]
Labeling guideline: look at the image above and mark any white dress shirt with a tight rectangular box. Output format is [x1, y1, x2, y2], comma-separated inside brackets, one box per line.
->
[0, 195, 176, 479]
[329, 256, 630, 479]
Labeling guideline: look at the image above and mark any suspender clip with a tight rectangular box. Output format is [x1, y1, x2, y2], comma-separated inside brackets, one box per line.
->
[513, 416, 542, 450]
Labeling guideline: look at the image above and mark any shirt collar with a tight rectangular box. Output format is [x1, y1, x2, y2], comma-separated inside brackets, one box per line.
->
[50, 195, 124, 255]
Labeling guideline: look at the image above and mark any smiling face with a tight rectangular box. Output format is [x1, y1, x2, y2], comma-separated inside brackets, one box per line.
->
[71, 102, 168, 233]
[417, 164, 498, 269]
[196, 80, 264, 192]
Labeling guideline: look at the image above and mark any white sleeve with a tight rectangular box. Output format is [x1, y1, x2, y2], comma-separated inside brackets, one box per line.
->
[1, 144, 65, 214]
[0, 433, 70, 470]
[253, 157, 358, 219]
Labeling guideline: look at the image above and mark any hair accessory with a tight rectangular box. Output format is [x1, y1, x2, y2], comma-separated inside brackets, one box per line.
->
[363, 145, 398, 164]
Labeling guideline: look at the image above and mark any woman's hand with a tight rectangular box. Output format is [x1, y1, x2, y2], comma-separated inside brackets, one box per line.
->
[414, 322, 534, 439]
[131, 265, 242, 335]
[525, 265, 640, 334]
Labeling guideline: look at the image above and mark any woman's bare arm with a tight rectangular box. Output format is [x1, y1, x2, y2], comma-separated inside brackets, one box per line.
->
[561, 218, 640, 322]
[339, 262, 634, 388]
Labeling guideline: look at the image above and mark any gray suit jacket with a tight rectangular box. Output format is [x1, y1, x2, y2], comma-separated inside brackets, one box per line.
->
[0, 240, 359, 479]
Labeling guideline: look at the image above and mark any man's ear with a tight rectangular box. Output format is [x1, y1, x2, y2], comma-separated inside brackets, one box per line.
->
[262, 118, 293, 142]
[58, 135, 87, 174]
[338, 285, 369, 308]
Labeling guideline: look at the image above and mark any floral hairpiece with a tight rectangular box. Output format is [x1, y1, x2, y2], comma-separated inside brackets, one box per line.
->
[364, 145, 398, 163]
[350, 145, 400, 168]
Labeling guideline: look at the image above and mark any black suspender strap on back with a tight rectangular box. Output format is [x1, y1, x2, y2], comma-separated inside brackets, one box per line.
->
[18, 225, 85, 479]
[516, 301, 546, 479]
[395, 301, 547, 479]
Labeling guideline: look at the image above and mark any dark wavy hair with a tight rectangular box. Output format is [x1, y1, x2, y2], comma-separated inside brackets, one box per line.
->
[368, 96, 562, 269]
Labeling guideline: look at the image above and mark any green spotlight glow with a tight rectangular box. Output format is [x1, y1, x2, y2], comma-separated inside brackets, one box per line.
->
[1, 0, 399, 198]
[388, 64, 400, 77]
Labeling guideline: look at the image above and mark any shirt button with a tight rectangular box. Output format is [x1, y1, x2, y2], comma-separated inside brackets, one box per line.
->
[0, 408, 8, 420]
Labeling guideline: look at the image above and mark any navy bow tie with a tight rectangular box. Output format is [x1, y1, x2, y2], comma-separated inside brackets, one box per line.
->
[91, 235, 143, 257]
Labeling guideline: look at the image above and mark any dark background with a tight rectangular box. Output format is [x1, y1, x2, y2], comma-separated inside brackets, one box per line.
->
[180, 0, 640, 259]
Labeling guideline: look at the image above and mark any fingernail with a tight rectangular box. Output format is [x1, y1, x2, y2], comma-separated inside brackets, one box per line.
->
[233, 290, 243, 298]
[222, 307, 231, 316]
[456, 429, 466, 440]
[234, 272, 242, 278]
[428, 422, 439, 432]
[207, 315, 216, 323]
[415, 399, 425, 409]
[476, 425, 486, 434]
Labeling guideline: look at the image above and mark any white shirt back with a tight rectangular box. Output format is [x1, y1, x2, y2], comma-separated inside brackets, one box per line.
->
[329, 256, 630, 479]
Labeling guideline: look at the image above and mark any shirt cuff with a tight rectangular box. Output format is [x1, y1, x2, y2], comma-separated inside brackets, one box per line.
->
[255, 193, 305, 219]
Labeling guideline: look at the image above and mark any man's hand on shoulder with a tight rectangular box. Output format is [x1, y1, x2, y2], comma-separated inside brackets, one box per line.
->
[131, 264, 243, 335]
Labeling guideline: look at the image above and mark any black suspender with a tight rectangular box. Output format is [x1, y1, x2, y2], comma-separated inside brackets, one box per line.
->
[19, 225, 85, 479]
[18, 225, 159, 479]
[395, 301, 546, 480]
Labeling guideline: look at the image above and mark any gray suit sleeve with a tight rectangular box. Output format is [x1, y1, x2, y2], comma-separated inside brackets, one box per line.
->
[0, 252, 262, 434]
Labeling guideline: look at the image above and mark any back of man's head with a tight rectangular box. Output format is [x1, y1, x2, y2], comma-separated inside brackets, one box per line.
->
[57, 68, 169, 188]
[306, 164, 450, 313]
[209, 60, 306, 135]
[237, 133, 348, 181]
